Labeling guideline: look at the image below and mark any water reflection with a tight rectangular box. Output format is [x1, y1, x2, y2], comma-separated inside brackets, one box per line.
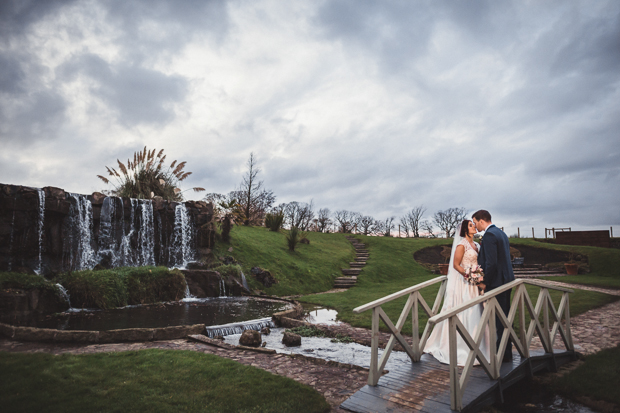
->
[1, 297, 290, 331]
[302, 304, 341, 325]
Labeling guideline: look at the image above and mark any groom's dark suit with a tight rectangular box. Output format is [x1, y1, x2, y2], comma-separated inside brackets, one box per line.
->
[477, 224, 515, 359]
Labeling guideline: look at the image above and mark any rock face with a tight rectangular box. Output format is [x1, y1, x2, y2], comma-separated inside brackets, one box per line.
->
[0, 183, 215, 276]
[0, 288, 70, 317]
[282, 331, 301, 347]
[239, 330, 262, 347]
[251, 267, 277, 288]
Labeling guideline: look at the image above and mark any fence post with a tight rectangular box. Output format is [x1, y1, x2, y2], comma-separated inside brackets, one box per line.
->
[532, 227, 535, 238]
[518, 227, 520, 238]
[545, 228, 548, 239]
[611, 227, 613, 237]
[368, 307, 380, 386]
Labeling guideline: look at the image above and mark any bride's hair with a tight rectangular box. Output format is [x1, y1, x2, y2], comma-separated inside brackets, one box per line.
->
[459, 219, 472, 237]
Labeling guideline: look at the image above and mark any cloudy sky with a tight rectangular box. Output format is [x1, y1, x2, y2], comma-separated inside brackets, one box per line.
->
[1, 0, 619, 235]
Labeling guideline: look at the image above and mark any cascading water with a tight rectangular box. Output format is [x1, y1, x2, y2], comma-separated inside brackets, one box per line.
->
[119, 198, 136, 267]
[170, 204, 194, 268]
[137, 200, 155, 266]
[35, 189, 45, 275]
[55, 283, 71, 307]
[219, 278, 227, 297]
[68, 193, 96, 270]
[205, 318, 276, 338]
[241, 271, 249, 291]
[97, 196, 118, 267]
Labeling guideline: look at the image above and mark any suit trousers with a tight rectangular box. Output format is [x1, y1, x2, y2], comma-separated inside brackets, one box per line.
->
[495, 288, 512, 355]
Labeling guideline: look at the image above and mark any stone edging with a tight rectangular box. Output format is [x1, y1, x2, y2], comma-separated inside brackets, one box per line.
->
[0, 322, 206, 343]
[0, 296, 304, 345]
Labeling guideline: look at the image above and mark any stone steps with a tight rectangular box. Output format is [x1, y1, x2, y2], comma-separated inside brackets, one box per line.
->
[336, 237, 369, 289]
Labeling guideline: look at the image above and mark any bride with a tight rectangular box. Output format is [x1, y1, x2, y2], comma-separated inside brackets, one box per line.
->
[424, 219, 490, 366]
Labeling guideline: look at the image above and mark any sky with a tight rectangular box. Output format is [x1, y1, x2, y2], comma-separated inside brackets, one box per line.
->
[1, 0, 619, 236]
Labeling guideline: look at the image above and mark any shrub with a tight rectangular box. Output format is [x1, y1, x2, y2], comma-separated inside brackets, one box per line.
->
[286, 226, 301, 251]
[56, 266, 186, 309]
[265, 212, 284, 232]
[0, 272, 59, 292]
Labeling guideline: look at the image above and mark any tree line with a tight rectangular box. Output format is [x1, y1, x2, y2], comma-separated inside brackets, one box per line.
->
[204, 153, 469, 238]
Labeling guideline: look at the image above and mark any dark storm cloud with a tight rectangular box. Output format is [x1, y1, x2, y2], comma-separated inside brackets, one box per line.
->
[0, 0, 78, 40]
[58, 53, 188, 126]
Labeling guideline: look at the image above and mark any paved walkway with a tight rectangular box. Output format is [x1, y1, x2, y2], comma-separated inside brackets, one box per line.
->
[1, 279, 619, 411]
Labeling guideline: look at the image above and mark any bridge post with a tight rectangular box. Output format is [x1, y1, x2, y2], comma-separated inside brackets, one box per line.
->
[368, 307, 380, 386]
[448, 316, 461, 411]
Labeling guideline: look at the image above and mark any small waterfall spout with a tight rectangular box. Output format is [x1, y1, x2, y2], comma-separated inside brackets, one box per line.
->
[241, 271, 249, 291]
[219, 278, 227, 297]
[204, 318, 276, 338]
[55, 283, 71, 307]
[36, 189, 45, 275]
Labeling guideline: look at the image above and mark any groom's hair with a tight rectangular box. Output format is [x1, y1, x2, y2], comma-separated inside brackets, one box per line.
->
[472, 210, 492, 222]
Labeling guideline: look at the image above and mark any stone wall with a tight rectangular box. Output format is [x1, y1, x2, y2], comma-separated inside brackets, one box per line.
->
[0, 183, 215, 276]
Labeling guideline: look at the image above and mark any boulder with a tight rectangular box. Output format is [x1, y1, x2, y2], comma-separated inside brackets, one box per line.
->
[251, 267, 277, 288]
[282, 331, 301, 347]
[239, 330, 262, 347]
[182, 270, 221, 297]
[261, 327, 271, 335]
[300, 238, 310, 244]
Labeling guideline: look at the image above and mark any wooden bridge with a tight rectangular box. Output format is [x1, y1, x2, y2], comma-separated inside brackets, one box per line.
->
[341, 277, 576, 412]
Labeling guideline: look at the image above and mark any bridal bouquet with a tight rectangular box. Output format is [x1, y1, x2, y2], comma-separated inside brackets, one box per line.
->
[464, 265, 484, 286]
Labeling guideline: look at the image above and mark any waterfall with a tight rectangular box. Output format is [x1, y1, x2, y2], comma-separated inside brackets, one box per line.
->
[35, 189, 45, 275]
[69, 193, 96, 270]
[241, 271, 249, 290]
[204, 318, 276, 338]
[219, 278, 227, 297]
[119, 198, 136, 267]
[55, 283, 71, 307]
[170, 204, 194, 268]
[137, 200, 155, 266]
[98, 196, 118, 266]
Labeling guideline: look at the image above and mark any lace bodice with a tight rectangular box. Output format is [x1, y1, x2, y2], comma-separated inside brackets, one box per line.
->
[459, 239, 479, 270]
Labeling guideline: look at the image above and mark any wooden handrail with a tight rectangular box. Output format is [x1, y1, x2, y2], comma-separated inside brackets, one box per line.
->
[428, 279, 573, 325]
[353, 275, 446, 313]
[353, 276, 575, 411]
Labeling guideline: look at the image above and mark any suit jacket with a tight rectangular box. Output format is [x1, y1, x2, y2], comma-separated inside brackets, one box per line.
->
[477, 225, 515, 290]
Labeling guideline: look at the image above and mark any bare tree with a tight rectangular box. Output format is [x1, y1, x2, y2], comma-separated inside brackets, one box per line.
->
[237, 153, 275, 225]
[334, 210, 359, 233]
[433, 207, 468, 238]
[402, 206, 426, 237]
[316, 208, 332, 233]
[421, 220, 436, 238]
[399, 216, 411, 237]
[283, 201, 315, 230]
[358, 215, 375, 235]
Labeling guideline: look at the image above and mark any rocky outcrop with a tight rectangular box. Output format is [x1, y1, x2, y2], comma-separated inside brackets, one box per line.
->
[282, 331, 301, 347]
[182, 269, 243, 297]
[251, 267, 277, 288]
[239, 330, 262, 347]
[0, 183, 215, 276]
[0, 288, 70, 317]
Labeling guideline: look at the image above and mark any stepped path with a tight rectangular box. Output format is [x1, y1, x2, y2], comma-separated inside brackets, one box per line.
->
[333, 236, 368, 289]
[513, 266, 567, 278]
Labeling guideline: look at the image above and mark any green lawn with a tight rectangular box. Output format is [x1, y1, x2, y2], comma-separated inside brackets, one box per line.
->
[0, 350, 330, 413]
[297, 235, 619, 336]
[552, 344, 620, 407]
[213, 226, 356, 296]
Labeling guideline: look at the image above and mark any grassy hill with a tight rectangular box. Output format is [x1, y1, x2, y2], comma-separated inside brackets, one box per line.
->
[218, 227, 620, 335]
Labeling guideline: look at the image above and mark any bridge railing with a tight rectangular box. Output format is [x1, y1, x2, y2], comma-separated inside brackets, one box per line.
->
[353, 278, 574, 411]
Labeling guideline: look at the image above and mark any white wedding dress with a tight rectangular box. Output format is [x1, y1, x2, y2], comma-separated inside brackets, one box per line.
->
[424, 233, 490, 366]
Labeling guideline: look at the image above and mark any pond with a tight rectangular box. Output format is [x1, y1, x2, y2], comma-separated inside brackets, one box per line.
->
[1, 297, 291, 331]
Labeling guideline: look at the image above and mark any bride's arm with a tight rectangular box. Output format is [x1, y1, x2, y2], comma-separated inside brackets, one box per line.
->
[453, 245, 467, 276]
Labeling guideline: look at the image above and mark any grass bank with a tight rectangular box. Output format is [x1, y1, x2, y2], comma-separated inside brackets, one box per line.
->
[298, 235, 619, 335]
[0, 272, 59, 292]
[552, 344, 620, 409]
[0, 349, 330, 413]
[212, 226, 355, 296]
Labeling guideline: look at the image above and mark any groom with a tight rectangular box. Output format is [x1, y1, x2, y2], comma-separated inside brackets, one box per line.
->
[472, 210, 515, 362]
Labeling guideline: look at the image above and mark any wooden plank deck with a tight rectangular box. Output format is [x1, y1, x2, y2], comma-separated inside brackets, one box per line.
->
[341, 349, 576, 413]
